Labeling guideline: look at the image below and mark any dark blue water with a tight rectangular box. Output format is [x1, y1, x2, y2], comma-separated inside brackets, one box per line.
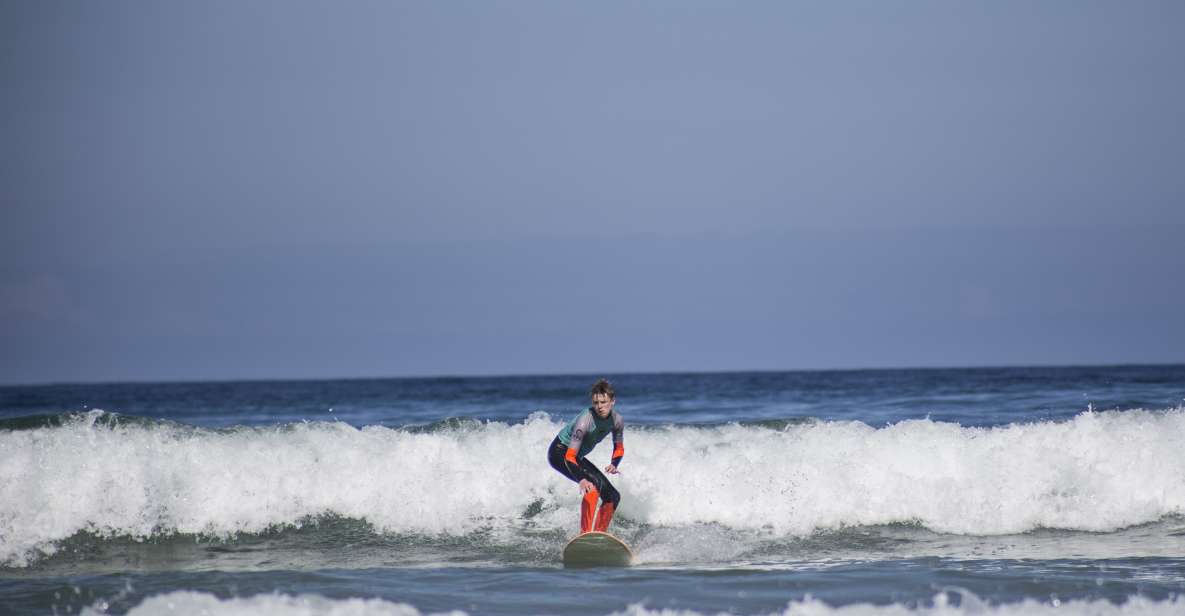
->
[5, 365, 1181, 428]
[2, 365, 1183, 615]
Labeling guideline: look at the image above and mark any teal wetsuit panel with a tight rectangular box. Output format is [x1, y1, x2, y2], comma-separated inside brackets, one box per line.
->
[556, 408, 624, 460]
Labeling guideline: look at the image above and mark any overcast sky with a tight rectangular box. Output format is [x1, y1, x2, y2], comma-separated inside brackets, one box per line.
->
[2, 1, 1183, 384]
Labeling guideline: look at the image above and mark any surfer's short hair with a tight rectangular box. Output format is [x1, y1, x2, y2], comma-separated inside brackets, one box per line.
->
[590, 378, 615, 400]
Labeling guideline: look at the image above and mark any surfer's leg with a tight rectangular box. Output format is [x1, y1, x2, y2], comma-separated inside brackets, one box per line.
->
[549, 438, 601, 532]
[580, 488, 599, 533]
[577, 459, 620, 532]
[577, 459, 620, 506]
[593, 500, 616, 533]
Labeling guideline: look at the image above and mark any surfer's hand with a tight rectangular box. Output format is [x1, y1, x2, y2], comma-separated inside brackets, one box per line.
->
[579, 479, 595, 493]
[604, 464, 619, 474]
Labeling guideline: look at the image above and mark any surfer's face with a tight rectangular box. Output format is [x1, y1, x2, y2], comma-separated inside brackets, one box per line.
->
[591, 392, 614, 418]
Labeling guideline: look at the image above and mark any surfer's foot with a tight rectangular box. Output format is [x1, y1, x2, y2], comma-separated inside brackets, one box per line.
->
[593, 502, 615, 532]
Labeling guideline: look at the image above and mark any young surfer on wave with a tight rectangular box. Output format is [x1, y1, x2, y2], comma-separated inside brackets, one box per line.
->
[547, 379, 625, 534]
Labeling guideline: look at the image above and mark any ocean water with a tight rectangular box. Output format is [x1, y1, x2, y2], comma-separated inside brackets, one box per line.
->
[1, 365, 1183, 615]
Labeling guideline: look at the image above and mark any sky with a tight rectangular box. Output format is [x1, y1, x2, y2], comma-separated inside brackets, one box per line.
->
[2, 1, 1183, 385]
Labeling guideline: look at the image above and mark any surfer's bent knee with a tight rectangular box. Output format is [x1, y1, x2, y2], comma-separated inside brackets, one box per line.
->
[601, 483, 621, 506]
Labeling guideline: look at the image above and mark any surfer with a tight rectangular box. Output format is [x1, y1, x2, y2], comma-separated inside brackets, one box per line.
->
[547, 378, 625, 534]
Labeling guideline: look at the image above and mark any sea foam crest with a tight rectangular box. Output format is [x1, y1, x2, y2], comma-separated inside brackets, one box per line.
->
[81, 591, 459, 616]
[636, 407, 1185, 536]
[613, 594, 1185, 616]
[3, 408, 1185, 567]
[84, 591, 1185, 616]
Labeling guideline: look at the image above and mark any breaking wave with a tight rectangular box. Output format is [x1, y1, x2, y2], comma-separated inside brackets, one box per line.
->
[81, 590, 1185, 616]
[3, 407, 1184, 567]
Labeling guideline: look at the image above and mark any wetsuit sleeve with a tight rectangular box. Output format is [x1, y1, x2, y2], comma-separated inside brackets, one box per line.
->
[564, 412, 592, 475]
[611, 412, 624, 467]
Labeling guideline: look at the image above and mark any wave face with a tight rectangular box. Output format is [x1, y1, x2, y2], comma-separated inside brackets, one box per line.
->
[3, 408, 1185, 567]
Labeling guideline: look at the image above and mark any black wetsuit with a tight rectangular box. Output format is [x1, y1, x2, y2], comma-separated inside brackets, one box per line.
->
[548, 436, 620, 506]
[547, 407, 624, 507]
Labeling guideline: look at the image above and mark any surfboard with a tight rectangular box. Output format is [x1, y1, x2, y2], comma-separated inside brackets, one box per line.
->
[562, 531, 632, 568]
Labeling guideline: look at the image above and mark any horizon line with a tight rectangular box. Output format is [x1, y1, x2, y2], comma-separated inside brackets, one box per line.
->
[3, 360, 1182, 389]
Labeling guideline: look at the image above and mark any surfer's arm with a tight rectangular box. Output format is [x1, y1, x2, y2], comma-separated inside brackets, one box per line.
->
[563, 446, 582, 475]
[609, 412, 624, 468]
[564, 414, 591, 477]
[608, 444, 623, 469]
[566, 449, 598, 489]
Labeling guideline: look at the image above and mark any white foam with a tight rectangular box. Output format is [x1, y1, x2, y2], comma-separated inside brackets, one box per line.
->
[81, 591, 463, 616]
[627, 407, 1185, 537]
[80, 591, 1185, 616]
[3, 408, 1185, 567]
[0, 410, 571, 566]
[616, 593, 1185, 615]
